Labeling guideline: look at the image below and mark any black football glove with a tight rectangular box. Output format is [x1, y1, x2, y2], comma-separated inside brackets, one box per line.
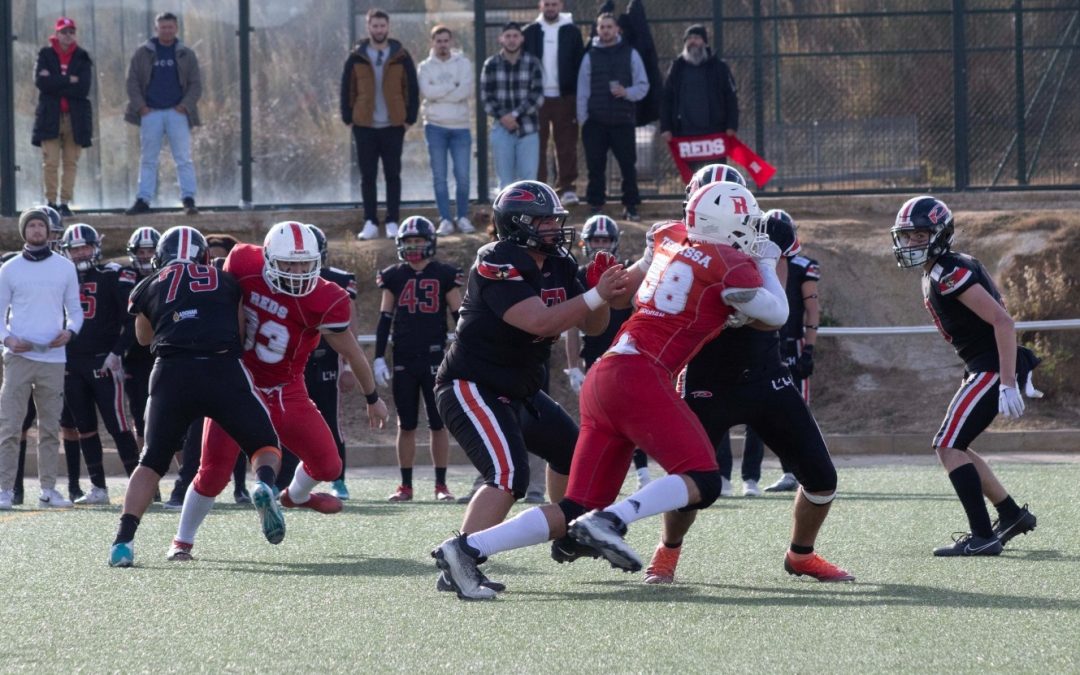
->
[796, 344, 814, 378]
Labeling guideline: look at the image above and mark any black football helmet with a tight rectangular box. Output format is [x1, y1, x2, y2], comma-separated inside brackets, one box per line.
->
[396, 216, 437, 263]
[127, 227, 162, 274]
[684, 163, 747, 206]
[492, 180, 573, 257]
[154, 226, 209, 269]
[60, 223, 102, 272]
[307, 224, 329, 266]
[891, 196, 954, 268]
[762, 209, 799, 257]
[581, 215, 620, 257]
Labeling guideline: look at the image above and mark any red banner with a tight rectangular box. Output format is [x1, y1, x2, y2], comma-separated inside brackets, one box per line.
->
[666, 133, 777, 188]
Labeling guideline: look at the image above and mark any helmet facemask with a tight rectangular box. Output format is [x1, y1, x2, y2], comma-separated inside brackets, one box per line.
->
[514, 213, 575, 257]
[264, 255, 321, 297]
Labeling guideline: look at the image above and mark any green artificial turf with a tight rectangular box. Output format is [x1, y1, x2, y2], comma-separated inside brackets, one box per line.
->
[2, 460, 1077, 673]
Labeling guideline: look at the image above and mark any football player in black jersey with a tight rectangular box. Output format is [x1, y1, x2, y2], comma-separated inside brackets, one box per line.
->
[563, 214, 652, 489]
[2, 205, 65, 504]
[123, 226, 160, 455]
[59, 224, 141, 505]
[298, 224, 360, 500]
[432, 180, 628, 588]
[648, 193, 852, 584]
[892, 196, 1037, 556]
[374, 216, 463, 502]
[109, 226, 285, 567]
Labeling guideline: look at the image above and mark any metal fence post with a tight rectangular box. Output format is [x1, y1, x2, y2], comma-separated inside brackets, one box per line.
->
[474, 0, 488, 204]
[1013, 0, 1027, 185]
[238, 0, 254, 208]
[712, 0, 724, 58]
[952, 0, 970, 190]
[0, 0, 16, 216]
[752, 0, 766, 154]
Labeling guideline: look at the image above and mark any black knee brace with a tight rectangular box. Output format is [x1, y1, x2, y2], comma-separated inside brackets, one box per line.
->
[684, 470, 724, 510]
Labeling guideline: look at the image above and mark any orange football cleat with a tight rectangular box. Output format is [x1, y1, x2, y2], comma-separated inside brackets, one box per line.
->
[280, 489, 343, 514]
[388, 485, 414, 502]
[784, 551, 854, 582]
[643, 543, 681, 584]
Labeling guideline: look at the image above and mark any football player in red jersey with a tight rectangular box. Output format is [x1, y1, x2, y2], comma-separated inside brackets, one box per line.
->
[433, 181, 790, 599]
[892, 196, 1037, 557]
[168, 222, 389, 561]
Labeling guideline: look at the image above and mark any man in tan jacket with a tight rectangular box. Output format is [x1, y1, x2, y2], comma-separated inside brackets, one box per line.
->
[340, 8, 419, 241]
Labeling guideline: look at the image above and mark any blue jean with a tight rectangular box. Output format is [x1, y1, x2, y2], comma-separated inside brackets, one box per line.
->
[425, 124, 471, 221]
[137, 108, 197, 203]
[490, 124, 539, 190]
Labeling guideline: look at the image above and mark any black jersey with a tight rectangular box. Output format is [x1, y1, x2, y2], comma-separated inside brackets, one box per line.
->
[781, 255, 820, 341]
[438, 241, 583, 399]
[377, 259, 463, 358]
[67, 262, 136, 358]
[311, 266, 358, 362]
[575, 265, 633, 365]
[922, 251, 1010, 372]
[124, 268, 156, 364]
[128, 262, 243, 358]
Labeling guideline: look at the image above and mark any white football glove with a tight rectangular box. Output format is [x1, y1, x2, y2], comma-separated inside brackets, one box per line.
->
[373, 357, 391, 387]
[751, 239, 782, 267]
[564, 367, 585, 393]
[103, 353, 123, 376]
[639, 222, 665, 269]
[725, 311, 752, 329]
[998, 384, 1025, 419]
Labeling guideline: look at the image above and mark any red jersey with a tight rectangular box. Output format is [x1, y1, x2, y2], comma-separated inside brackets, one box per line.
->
[613, 221, 763, 375]
[224, 244, 352, 387]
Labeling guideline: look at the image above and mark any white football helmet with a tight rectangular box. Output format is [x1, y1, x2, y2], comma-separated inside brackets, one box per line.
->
[684, 181, 764, 252]
[263, 221, 321, 297]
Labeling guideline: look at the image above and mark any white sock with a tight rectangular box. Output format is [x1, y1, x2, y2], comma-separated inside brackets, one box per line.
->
[636, 467, 651, 481]
[467, 506, 551, 559]
[287, 463, 318, 504]
[176, 484, 216, 544]
[604, 474, 690, 526]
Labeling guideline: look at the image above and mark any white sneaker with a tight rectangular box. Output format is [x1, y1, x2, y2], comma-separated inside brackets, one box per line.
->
[456, 216, 476, 234]
[75, 486, 110, 505]
[384, 222, 399, 239]
[560, 191, 580, 206]
[0, 490, 13, 510]
[39, 488, 73, 508]
[742, 479, 762, 497]
[436, 219, 455, 236]
[720, 476, 733, 497]
[356, 220, 379, 240]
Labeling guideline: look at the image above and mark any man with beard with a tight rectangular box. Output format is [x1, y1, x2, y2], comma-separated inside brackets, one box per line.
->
[659, 25, 739, 168]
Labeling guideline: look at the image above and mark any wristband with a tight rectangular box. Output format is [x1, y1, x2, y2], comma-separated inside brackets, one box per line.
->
[583, 287, 606, 311]
[364, 391, 380, 405]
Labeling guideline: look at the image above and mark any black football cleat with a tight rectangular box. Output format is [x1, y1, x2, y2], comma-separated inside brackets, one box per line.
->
[993, 504, 1036, 545]
[933, 532, 1003, 557]
[550, 535, 601, 564]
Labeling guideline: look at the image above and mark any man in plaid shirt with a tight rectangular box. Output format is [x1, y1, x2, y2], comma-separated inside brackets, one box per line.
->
[481, 22, 544, 190]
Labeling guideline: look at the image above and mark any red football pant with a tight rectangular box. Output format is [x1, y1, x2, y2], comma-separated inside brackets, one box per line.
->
[565, 354, 718, 510]
[192, 378, 342, 497]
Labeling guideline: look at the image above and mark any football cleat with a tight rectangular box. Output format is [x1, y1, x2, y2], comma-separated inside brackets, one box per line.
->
[162, 496, 184, 511]
[109, 542, 134, 568]
[436, 570, 506, 594]
[567, 510, 642, 573]
[644, 544, 681, 584]
[550, 535, 601, 564]
[742, 479, 762, 498]
[280, 489, 343, 514]
[434, 484, 455, 502]
[167, 539, 194, 561]
[388, 485, 413, 502]
[765, 473, 799, 492]
[784, 551, 855, 582]
[932, 532, 1003, 557]
[331, 479, 351, 501]
[252, 481, 286, 545]
[992, 504, 1036, 545]
[234, 488, 252, 505]
[431, 533, 498, 600]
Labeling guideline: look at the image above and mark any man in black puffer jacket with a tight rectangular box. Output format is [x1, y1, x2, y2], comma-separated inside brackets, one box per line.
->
[31, 17, 93, 217]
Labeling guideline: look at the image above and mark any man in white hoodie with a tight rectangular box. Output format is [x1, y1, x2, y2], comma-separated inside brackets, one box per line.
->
[524, 0, 585, 206]
[0, 208, 83, 509]
[419, 26, 475, 236]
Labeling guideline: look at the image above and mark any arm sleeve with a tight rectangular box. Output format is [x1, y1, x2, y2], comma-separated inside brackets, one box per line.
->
[375, 311, 392, 359]
[625, 49, 650, 102]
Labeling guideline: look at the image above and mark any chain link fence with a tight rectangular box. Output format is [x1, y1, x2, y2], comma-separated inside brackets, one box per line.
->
[2, 0, 1078, 214]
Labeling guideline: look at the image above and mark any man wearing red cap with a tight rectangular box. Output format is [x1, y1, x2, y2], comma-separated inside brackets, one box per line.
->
[32, 18, 93, 217]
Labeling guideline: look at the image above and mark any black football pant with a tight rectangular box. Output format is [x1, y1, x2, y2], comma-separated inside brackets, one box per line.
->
[124, 357, 154, 440]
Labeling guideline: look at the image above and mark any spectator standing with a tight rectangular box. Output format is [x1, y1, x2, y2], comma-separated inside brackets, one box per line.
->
[32, 17, 92, 217]
[343, 8, 420, 241]
[124, 12, 202, 217]
[0, 209, 84, 510]
[524, 0, 585, 205]
[659, 24, 739, 164]
[576, 13, 649, 221]
[418, 26, 475, 236]
[481, 22, 544, 191]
